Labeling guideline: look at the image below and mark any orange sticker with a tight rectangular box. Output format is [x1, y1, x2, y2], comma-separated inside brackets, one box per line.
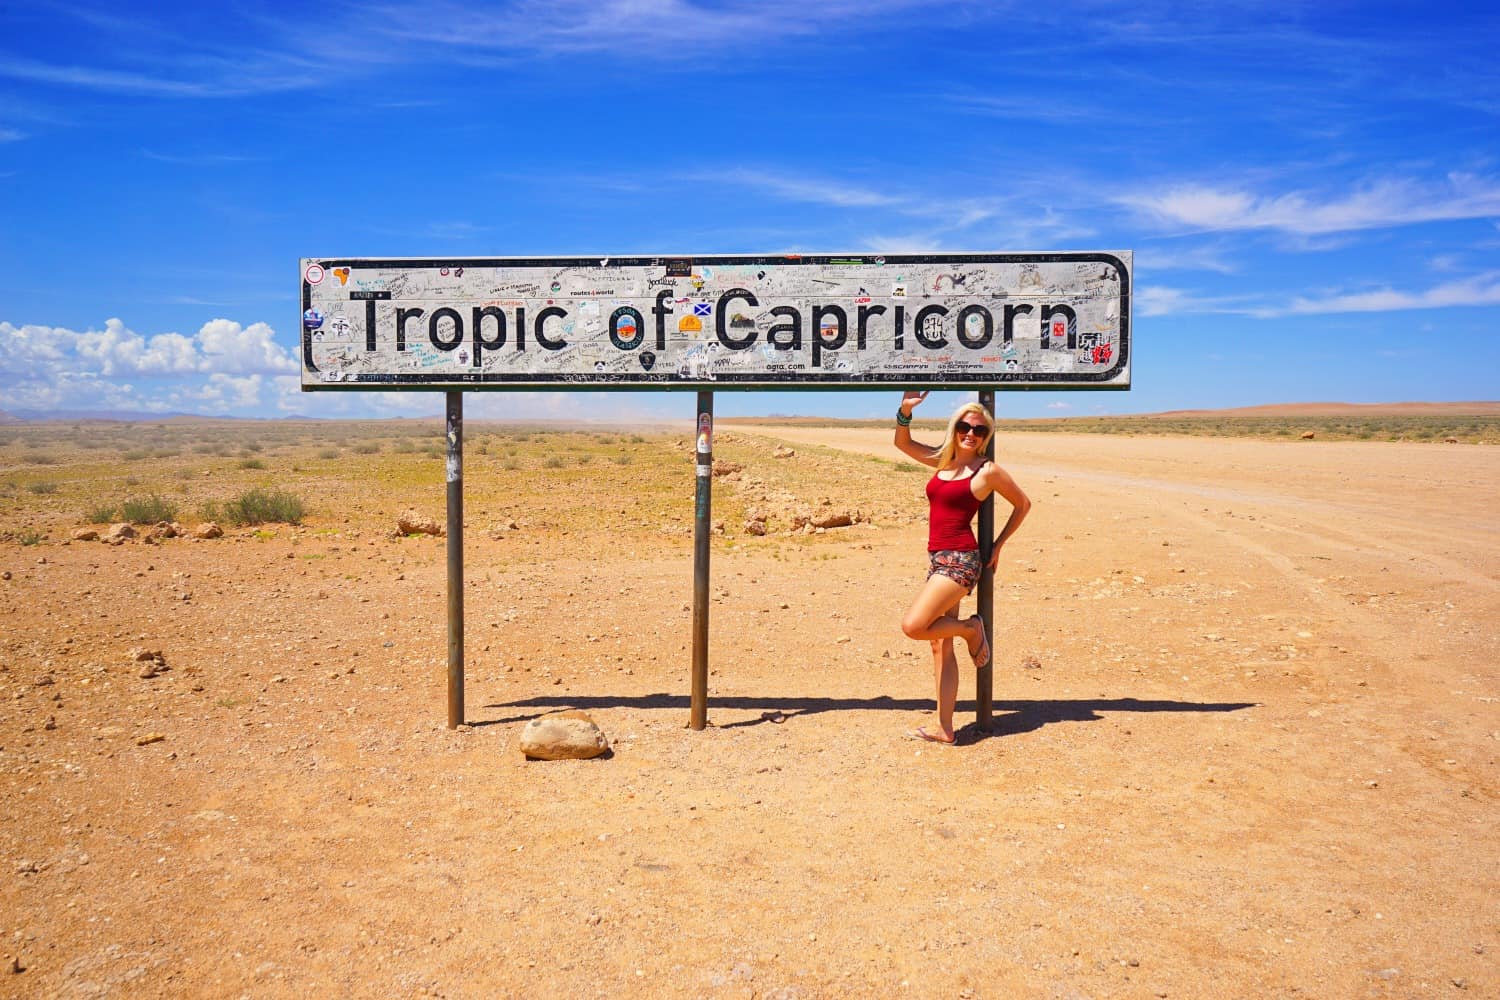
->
[679, 315, 703, 334]
[333, 267, 350, 285]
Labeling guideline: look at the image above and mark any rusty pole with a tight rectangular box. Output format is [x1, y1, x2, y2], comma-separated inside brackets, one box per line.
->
[976, 388, 995, 730]
[689, 391, 713, 730]
[445, 391, 464, 729]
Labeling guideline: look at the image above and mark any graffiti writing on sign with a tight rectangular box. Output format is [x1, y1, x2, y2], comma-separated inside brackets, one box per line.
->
[299, 253, 1131, 390]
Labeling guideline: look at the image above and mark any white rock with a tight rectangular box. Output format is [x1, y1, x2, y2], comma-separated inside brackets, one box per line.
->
[519, 710, 609, 760]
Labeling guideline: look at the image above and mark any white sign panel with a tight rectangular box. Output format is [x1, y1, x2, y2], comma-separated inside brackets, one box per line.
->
[299, 253, 1130, 390]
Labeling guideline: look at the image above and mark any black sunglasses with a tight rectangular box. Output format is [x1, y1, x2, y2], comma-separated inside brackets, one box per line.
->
[954, 419, 991, 438]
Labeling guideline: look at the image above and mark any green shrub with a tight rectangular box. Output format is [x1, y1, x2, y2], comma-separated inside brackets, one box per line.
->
[215, 488, 305, 526]
[85, 503, 118, 523]
[317, 448, 340, 460]
[121, 494, 178, 524]
[22, 453, 60, 465]
[122, 449, 149, 461]
[19, 528, 43, 546]
[26, 481, 59, 494]
[352, 442, 381, 454]
[238, 458, 266, 470]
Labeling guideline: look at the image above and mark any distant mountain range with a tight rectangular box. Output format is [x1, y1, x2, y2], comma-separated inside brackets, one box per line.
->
[0, 409, 324, 423]
[2, 402, 1496, 423]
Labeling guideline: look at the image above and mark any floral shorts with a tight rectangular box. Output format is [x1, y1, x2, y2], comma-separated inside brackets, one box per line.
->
[928, 549, 982, 591]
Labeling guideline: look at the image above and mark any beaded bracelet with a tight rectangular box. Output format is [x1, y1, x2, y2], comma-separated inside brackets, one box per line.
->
[895, 409, 912, 427]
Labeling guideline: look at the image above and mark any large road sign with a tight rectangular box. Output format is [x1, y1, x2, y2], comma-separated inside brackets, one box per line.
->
[300, 252, 1130, 391]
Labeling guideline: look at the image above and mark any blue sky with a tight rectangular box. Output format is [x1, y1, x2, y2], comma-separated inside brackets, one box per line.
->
[1, 1, 1496, 422]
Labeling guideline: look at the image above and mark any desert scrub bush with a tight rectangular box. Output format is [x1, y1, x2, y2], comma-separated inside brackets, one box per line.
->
[542, 456, 565, 469]
[121, 495, 178, 524]
[238, 458, 266, 470]
[393, 440, 417, 453]
[613, 454, 633, 465]
[26, 481, 59, 494]
[352, 442, 381, 454]
[212, 488, 305, 526]
[317, 448, 340, 459]
[85, 503, 118, 523]
[193, 442, 218, 454]
[122, 449, 149, 461]
[21, 453, 59, 465]
[19, 528, 44, 546]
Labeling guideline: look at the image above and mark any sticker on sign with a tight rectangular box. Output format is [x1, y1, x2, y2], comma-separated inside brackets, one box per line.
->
[299, 252, 1130, 390]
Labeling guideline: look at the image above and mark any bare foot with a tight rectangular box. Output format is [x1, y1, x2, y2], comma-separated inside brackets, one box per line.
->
[908, 726, 956, 745]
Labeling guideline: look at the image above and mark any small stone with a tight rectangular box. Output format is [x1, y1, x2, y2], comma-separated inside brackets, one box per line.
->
[8, 954, 22, 973]
[519, 710, 609, 760]
[1300, 431, 1315, 440]
[192, 522, 223, 540]
[1022, 655, 1042, 670]
[43, 716, 56, 731]
[135, 732, 166, 746]
[104, 523, 137, 543]
[33, 674, 54, 686]
[1451, 978, 1468, 989]
[744, 520, 767, 536]
[1, 571, 9, 581]
[72, 528, 100, 542]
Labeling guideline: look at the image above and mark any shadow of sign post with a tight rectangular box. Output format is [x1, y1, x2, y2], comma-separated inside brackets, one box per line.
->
[299, 251, 1133, 731]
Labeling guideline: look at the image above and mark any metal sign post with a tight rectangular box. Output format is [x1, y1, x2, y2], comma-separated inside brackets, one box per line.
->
[690, 392, 714, 730]
[976, 389, 996, 730]
[446, 391, 464, 728]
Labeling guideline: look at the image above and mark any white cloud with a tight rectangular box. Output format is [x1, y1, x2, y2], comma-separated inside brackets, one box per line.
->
[1046, 402, 1071, 410]
[705, 169, 903, 209]
[1139, 245, 1237, 274]
[170, 374, 264, 412]
[0, 316, 301, 416]
[197, 319, 298, 373]
[1120, 173, 1500, 236]
[0, 317, 296, 377]
[1258, 271, 1500, 317]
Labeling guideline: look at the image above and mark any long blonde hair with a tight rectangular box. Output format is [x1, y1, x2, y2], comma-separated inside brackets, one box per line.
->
[935, 402, 995, 471]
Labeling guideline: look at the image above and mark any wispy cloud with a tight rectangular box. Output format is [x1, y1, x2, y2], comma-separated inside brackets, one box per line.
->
[698, 169, 903, 209]
[0, 127, 24, 142]
[0, 55, 317, 98]
[1139, 245, 1237, 274]
[1120, 173, 1500, 236]
[141, 149, 260, 166]
[684, 167, 1095, 248]
[1256, 271, 1500, 317]
[360, 0, 939, 54]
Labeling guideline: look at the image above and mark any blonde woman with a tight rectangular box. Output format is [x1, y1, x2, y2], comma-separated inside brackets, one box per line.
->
[894, 391, 1031, 745]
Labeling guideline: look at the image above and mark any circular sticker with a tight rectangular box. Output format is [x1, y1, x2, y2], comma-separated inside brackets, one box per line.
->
[303, 308, 324, 330]
[304, 263, 325, 285]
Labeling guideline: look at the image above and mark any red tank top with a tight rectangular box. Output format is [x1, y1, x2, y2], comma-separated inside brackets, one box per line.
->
[926, 469, 982, 552]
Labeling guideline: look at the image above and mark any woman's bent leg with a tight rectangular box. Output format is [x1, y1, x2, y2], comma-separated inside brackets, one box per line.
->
[902, 574, 982, 651]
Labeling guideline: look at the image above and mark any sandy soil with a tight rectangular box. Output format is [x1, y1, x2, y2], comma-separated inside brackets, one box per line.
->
[2, 426, 1496, 998]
